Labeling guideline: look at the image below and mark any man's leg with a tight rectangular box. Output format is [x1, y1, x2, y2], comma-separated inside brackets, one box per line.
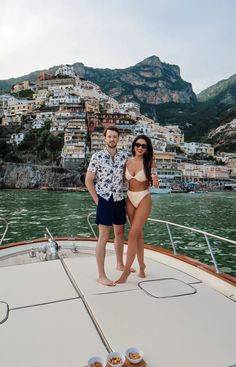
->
[96, 224, 115, 286]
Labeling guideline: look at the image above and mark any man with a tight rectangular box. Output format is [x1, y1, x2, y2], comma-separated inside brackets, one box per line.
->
[85, 125, 128, 286]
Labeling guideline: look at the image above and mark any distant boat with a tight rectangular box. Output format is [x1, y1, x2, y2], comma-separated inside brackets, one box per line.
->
[224, 183, 236, 191]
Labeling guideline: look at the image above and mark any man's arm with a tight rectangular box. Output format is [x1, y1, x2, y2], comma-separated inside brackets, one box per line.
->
[85, 170, 99, 205]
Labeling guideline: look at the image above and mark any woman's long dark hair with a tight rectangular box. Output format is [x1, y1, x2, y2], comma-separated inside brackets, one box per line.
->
[132, 135, 154, 184]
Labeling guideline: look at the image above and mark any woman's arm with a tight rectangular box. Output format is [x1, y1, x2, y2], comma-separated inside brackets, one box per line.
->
[151, 160, 159, 188]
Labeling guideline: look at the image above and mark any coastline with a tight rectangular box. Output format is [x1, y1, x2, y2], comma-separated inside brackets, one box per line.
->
[40, 186, 87, 192]
[1, 186, 236, 193]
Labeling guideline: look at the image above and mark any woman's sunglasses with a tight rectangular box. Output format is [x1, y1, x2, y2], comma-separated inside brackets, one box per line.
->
[135, 142, 147, 149]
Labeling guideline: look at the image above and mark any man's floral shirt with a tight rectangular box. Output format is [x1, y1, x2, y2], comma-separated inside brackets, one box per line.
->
[87, 148, 128, 201]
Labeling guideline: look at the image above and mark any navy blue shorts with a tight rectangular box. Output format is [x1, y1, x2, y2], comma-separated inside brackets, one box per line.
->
[96, 195, 126, 226]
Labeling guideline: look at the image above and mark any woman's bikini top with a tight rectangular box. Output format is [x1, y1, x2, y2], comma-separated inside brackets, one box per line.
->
[125, 167, 147, 182]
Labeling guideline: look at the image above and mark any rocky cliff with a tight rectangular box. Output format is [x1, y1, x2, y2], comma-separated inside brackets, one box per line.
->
[0, 163, 83, 189]
[80, 56, 196, 105]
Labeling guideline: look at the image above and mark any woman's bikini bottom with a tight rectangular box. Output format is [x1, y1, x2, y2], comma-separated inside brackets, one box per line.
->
[127, 190, 150, 208]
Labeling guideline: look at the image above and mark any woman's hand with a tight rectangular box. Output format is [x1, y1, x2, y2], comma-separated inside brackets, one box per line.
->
[152, 175, 159, 188]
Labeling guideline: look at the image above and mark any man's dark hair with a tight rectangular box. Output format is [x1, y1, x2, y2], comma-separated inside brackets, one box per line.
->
[104, 125, 120, 137]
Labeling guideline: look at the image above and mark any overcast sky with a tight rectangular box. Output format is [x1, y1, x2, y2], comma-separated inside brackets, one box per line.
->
[1, 0, 235, 93]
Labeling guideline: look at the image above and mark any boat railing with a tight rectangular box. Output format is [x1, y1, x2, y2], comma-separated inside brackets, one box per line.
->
[87, 212, 97, 238]
[147, 217, 236, 274]
[87, 211, 236, 274]
[0, 218, 9, 246]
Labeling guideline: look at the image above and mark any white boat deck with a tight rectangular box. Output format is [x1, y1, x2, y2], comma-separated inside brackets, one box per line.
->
[0, 240, 235, 367]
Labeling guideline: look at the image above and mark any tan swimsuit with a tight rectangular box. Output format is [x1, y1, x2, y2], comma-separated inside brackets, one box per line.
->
[125, 168, 149, 208]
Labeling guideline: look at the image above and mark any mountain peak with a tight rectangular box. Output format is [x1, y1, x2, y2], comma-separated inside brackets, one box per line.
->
[135, 55, 161, 67]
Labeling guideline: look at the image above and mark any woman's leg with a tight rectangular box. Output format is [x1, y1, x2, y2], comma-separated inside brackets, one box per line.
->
[113, 224, 125, 270]
[137, 234, 146, 278]
[126, 196, 136, 226]
[116, 194, 152, 283]
[127, 200, 145, 277]
[122, 197, 136, 273]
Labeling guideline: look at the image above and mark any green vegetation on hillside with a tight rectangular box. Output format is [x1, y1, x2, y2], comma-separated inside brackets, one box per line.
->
[0, 121, 64, 165]
[12, 89, 34, 99]
[197, 74, 236, 102]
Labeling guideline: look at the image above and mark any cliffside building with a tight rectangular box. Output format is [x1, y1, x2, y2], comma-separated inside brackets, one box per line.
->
[61, 115, 88, 170]
[154, 152, 183, 181]
[181, 142, 214, 156]
[11, 80, 36, 93]
[9, 133, 25, 145]
[55, 65, 75, 78]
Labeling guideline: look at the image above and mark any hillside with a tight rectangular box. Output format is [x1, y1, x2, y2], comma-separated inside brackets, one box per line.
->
[208, 119, 236, 152]
[197, 74, 236, 104]
[1, 57, 236, 150]
[0, 56, 196, 106]
[195, 74, 236, 150]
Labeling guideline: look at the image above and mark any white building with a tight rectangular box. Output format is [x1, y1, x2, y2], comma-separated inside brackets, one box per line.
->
[33, 89, 50, 107]
[7, 99, 35, 116]
[32, 119, 45, 129]
[119, 102, 140, 117]
[152, 139, 166, 153]
[201, 165, 230, 179]
[181, 142, 214, 156]
[55, 65, 75, 78]
[36, 112, 54, 120]
[134, 123, 151, 136]
[31, 111, 54, 129]
[47, 94, 80, 106]
[2, 114, 22, 126]
[180, 163, 203, 180]
[48, 85, 74, 94]
[0, 94, 18, 108]
[61, 118, 87, 170]
[9, 133, 25, 145]
[50, 123, 67, 134]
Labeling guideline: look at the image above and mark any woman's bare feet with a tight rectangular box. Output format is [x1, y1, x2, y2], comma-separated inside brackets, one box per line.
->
[138, 264, 146, 278]
[138, 269, 146, 278]
[116, 265, 136, 273]
[97, 276, 116, 286]
[116, 269, 131, 284]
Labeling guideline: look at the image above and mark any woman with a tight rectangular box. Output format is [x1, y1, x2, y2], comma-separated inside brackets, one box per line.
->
[116, 135, 158, 283]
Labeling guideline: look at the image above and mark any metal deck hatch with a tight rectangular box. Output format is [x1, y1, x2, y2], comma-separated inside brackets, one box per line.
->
[138, 278, 196, 298]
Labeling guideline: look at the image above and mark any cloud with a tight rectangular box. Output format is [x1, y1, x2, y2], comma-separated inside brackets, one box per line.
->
[0, 0, 236, 93]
